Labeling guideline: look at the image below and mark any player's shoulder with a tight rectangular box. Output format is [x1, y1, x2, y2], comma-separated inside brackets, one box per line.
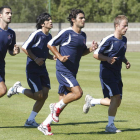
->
[122, 35, 127, 41]
[8, 27, 15, 34]
[58, 27, 73, 35]
[81, 31, 86, 37]
[103, 34, 114, 42]
[28, 29, 42, 39]
[31, 29, 42, 36]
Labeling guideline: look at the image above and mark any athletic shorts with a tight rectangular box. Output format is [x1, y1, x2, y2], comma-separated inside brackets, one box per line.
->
[26, 72, 50, 93]
[100, 77, 123, 99]
[0, 71, 5, 82]
[56, 70, 79, 95]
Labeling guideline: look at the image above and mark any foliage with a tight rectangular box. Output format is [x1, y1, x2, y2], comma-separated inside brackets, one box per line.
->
[0, 0, 140, 22]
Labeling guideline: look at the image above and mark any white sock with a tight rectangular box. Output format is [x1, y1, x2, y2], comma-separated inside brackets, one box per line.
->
[90, 99, 101, 105]
[43, 114, 53, 125]
[108, 116, 115, 126]
[28, 111, 38, 121]
[55, 99, 66, 109]
[17, 86, 26, 94]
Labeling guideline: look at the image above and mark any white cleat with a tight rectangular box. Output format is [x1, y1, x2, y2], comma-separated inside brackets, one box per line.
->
[105, 123, 122, 133]
[38, 123, 53, 135]
[7, 81, 22, 98]
[49, 103, 61, 123]
[83, 94, 95, 114]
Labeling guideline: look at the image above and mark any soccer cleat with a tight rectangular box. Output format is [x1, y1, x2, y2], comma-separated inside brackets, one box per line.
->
[24, 119, 39, 127]
[105, 123, 122, 133]
[49, 103, 61, 123]
[83, 94, 95, 114]
[7, 81, 22, 98]
[38, 123, 53, 135]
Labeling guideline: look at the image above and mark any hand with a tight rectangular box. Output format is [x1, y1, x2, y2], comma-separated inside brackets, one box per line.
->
[59, 55, 70, 62]
[34, 58, 45, 66]
[90, 41, 98, 52]
[126, 61, 131, 69]
[107, 57, 117, 65]
[13, 44, 20, 54]
[53, 55, 57, 61]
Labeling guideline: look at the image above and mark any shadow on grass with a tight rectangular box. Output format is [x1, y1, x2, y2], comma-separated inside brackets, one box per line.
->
[0, 126, 36, 129]
[52, 120, 128, 126]
[54, 128, 140, 135]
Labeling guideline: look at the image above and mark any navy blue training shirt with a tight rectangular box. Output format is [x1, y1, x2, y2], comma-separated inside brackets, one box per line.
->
[48, 27, 88, 75]
[22, 29, 52, 74]
[94, 34, 127, 80]
[0, 27, 16, 72]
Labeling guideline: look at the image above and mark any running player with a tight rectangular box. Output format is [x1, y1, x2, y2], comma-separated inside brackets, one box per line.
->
[0, 6, 20, 98]
[7, 12, 55, 128]
[83, 15, 131, 133]
[38, 9, 98, 135]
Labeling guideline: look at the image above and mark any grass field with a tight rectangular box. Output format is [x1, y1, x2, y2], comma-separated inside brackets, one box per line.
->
[0, 52, 139, 140]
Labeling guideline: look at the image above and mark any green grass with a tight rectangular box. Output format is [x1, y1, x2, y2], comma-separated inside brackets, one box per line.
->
[0, 52, 139, 140]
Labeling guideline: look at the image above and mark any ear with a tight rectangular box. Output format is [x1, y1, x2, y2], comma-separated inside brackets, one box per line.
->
[71, 18, 75, 23]
[41, 22, 45, 27]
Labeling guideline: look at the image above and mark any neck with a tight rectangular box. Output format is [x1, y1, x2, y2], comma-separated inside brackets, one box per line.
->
[114, 31, 123, 40]
[72, 26, 81, 34]
[42, 28, 50, 35]
[0, 22, 9, 30]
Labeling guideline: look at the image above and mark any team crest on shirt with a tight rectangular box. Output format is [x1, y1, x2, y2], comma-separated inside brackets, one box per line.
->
[8, 34, 12, 45]
[8, 34, 11, 39]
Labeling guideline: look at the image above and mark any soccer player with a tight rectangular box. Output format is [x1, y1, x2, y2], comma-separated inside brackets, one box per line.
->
[7, 12, 55, 127]
[37, 9, 98, 135]
[83, 15, 131, 133]
[0, 6, 20, 98]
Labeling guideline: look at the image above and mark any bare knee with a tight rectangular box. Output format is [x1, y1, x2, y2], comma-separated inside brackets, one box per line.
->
[111, 94, 121, 107]
[34, 91, 44, 100]
[75, 90, 83, 100]
[0, 87, 7, 97]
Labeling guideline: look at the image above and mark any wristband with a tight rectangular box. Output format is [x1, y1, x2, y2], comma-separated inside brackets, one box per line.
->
[34, 57, 38, 61]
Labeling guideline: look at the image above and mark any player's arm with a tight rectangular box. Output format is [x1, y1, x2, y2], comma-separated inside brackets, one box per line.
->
[82, 41, 98, 56]
[9, 44, 20, 56]
[47, 51, 57, 60]
[123, 56, 131, 69]
[94, 53, 117, 65]
[21, 48, 45, 66]
[47, 44, 69, 62]
[8, 32, 20, 56]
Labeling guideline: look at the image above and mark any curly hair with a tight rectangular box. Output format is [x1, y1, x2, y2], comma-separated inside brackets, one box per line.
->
[67, 9, 85, 26]
[36, 13, 51, 29]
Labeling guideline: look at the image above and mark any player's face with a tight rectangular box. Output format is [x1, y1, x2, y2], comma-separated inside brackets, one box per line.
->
[116, 19, 128, 35]
[43, 17, 53, 29]
[74, 13, 85, 28]
[0, 8, 12, 24]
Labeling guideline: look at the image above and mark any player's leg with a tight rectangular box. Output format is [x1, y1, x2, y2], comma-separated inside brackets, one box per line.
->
[0, 72, 7, 97]
[24, 73, 50, 127]
[0, 81, 7, 97]
[25, 86, 49, 127]
[104, 80, 122, 133]
[50, 85, 83, 122]
[38, 93, 66, 135]
[83, 95, 110, 114]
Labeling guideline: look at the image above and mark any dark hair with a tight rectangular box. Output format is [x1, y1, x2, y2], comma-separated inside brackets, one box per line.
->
[67, 9, 85, 26]
[0, 6, 11, 14]
[36, 12, 51, 29]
